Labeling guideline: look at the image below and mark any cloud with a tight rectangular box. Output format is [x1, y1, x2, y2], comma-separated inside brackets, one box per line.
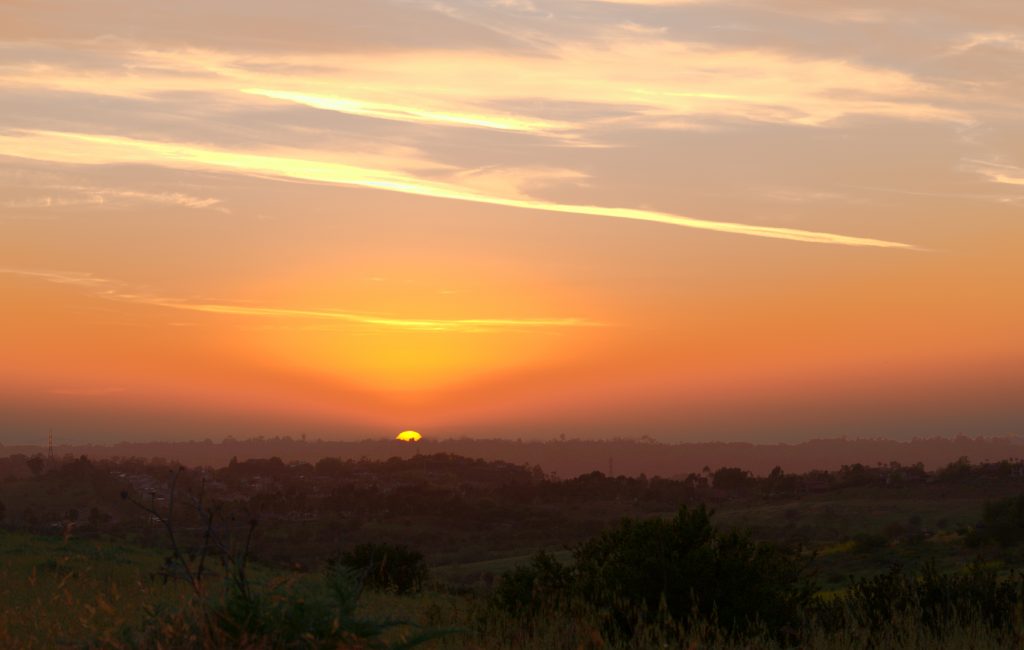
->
[0, 0, 522, 54]
[581, 0, 710, 4]
[242, 88, 572, 135]
[106, 189, 225, 210]
[490, 0, 540, 10]
[1, 185, 226, 211]
[570, 0, 888, 24]
[0, 129, 918, 248]
[0, 268, 602, 333]
[950, 32, 1024, 55]
[2, 195, 105, 209]
[145, 301, 598, 333]
[966, 159, 1024, 187]
[0, 34, 965, 137]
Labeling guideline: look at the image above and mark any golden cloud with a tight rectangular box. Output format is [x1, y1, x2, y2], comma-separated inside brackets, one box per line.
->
[1, 129, 917, 248]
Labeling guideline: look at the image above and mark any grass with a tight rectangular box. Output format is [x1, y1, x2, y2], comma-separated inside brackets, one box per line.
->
[0, 529, 460, 648]
[712, 486, 989, 541]
[431, 550, 573, 589]
[358, 594, 1024, 650]
[2, 527, 1021, 649]
[703, 487, 1010, 587]
[0, 530, 187, 648]
[3, 482, 1024, 649]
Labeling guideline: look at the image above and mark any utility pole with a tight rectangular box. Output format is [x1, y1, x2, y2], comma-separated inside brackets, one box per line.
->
[47, 429, 54, 462]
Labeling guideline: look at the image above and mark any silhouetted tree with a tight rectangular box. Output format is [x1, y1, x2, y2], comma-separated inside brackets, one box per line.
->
[712, 466, 753, 490]
[26, 455, 45, 477]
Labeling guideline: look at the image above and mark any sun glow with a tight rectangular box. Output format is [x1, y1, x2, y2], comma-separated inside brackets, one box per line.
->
[396, 430, 423, 442]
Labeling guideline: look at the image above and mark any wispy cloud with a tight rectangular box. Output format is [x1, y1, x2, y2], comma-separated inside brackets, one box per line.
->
[949, 32, 1024, 55]
[0, 35, 965, 136]
[145, 301, 597, 333]
[846, 182, 1024, 205]
[964, 159, 1024, 187]
[243, 88, 571, 135]
[0, 268, 601, 333]
[2, 195, 105, 209]
[105, 189, 225, 210]
[581, 0, 711, 4]
[1, 185, 226, 212]
[0, 130, 918, 249]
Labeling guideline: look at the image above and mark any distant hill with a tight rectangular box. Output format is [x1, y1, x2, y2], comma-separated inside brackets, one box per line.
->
[3, 434, 1023, 478]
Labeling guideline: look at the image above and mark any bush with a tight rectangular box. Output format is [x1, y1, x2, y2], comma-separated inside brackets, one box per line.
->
[337, 542, 428, 595]
[967, 494, 1024, 547]
[493, 506, 812, 639]
[115, 470, 449, 648]
[815, 562, 1024, 637]
[490, 550, 571, 618]
[115, 564, 451, 649]
[851, 532, 887, 553]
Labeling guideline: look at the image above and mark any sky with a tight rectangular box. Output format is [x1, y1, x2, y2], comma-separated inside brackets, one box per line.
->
[1, 0, 1022, 444]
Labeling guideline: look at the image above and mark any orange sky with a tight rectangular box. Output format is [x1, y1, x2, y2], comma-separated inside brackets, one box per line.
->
[1, 0, 1022, 443]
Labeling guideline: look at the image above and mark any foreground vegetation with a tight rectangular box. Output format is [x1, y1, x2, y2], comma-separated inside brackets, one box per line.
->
[4, 524, 1024, 648]
[4, 452, 1024, 647]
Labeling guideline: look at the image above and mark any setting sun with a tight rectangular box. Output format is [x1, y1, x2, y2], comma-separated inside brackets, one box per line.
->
[396, 430, 423, 442]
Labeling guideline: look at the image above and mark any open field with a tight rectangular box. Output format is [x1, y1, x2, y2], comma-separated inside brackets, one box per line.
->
[0, 531, 184, 648]
[4, 453, 1024, 648]
[3, 524, 1023, 649]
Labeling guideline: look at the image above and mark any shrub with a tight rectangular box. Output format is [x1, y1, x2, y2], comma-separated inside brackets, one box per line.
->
[115, 564, 451, 649]
[493, 506, 813, 639]
[337, 542, 428, 595]
[491, 550, 571, 618]
[116, 469, 449, 648]
[814, 562, 1024, 637]
[967, 494, 1024, 547]
[851, 532, 887, 553]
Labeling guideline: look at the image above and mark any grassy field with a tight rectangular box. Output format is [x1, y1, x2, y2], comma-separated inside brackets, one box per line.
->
[710, 485, 1020, 583]
[426, 486, 1015, 591]
[712, 485, 994, 540]
[2, 483, 1023, 649]
[1, 528, 1021, 649]
[0, 531, 187, 648]
[0, 528, 478, 648]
